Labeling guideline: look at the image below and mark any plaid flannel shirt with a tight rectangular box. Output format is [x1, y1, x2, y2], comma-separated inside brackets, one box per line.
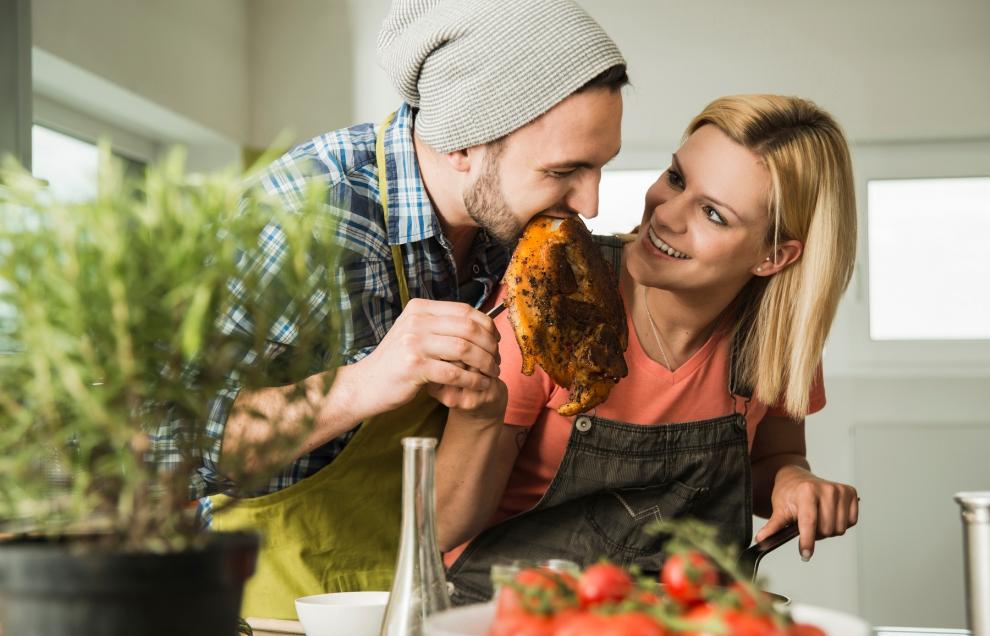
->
[150, 104, 508, 524]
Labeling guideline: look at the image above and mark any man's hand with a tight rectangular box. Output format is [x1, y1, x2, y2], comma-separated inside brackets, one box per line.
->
[755, 464, 859, 561]
[429, 376, 508, 421]
[347, 298, 501, 419]
[222, 298, 501, 481]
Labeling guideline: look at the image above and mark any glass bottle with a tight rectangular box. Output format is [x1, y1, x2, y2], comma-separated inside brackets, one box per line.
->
[380, 437, 451, 636]
[955, 491, 990, 636]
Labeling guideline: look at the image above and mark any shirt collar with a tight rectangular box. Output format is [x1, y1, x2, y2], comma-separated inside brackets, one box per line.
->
[381, 103, 442, 246]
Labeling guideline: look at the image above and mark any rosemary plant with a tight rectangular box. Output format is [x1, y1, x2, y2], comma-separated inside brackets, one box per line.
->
[0, 148, 342, 551]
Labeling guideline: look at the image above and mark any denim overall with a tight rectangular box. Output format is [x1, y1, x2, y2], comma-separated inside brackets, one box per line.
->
[446, 240, 754, 605]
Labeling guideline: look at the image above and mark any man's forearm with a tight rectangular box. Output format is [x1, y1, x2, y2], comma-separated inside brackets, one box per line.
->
[219, 362, 371, 481]
[751, 454, 811, 518]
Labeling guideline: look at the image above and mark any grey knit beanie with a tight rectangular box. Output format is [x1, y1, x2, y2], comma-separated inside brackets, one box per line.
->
[377, 0, 626, 153]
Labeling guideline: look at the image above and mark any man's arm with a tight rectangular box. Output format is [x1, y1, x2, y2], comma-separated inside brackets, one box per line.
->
[219, 298, 502, 483]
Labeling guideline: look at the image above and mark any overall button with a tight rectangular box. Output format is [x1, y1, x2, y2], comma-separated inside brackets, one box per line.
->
[471, 263, 481, 275]
[575, 416, 593, 433]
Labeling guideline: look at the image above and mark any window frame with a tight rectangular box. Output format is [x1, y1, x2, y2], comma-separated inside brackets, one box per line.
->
[865, 174, 990, 342]
[831, 139, 990, 377]
[590, 167, 661, 237]
[33, 94, 160, 165]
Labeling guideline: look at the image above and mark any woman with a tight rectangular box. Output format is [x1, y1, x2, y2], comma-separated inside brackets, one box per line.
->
[432, 95, 860, 605]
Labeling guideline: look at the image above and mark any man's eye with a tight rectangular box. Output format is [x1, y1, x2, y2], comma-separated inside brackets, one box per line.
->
[547, 169, 575, 179]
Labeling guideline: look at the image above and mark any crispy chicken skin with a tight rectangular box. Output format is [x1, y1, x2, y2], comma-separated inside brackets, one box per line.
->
[503, 216, 628, 415]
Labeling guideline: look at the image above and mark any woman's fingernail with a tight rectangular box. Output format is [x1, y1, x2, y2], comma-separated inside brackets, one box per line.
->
[801, 550, 812, 562]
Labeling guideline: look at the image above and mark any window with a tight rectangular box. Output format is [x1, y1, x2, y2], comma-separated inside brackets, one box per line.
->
[586, 169, 659, 236]
[31, 124, 147, 202]
[868, 177, 990, 341]
[823, 140, 990, 377]
[31, 125, 99, 201]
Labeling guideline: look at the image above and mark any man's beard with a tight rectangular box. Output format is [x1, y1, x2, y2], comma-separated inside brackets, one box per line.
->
[463, 152, 524, 248]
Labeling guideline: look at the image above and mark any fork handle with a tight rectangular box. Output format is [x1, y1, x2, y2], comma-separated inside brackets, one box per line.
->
[738, 524, 801, 581]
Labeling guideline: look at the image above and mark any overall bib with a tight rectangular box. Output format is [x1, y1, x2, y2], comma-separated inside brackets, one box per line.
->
[446, 242, 754, 605]
[210, 113, 446, 619]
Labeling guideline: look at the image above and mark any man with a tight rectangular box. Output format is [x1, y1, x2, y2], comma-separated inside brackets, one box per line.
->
[158, 0, 628, 619]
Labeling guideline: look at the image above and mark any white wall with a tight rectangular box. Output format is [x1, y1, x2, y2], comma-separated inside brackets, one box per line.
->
[29, 0, 358, 164]
[32, 0, 251, 144]
[587, 0, 990, 159]
[248, 0, 353, 149]
[346, 0, 401, 126]
[347, 0, 990, 154]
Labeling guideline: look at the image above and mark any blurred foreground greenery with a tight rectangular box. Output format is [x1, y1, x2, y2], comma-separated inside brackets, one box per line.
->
[0, 147, 342, 550]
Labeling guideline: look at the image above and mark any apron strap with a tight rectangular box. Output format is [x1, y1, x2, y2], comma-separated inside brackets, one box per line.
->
[376, 111, 410, 309]
[728, 312, 754, 418]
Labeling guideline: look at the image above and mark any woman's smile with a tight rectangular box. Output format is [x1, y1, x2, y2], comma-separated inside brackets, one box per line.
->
[646, 225, 691, 259]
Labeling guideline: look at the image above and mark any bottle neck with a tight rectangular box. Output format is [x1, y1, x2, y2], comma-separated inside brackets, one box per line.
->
[381, 437, 451, 636]
[400, 441, 439, 544]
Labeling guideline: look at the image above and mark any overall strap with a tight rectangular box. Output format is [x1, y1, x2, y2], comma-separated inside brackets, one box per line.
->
[376, 111, 410, 308]
[591, 233, 755, 404]
[591, 233, 625, 273]
[728, 313, 755, 407]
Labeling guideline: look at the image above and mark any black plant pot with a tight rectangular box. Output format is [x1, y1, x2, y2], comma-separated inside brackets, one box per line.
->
[0, 532, 258, 636]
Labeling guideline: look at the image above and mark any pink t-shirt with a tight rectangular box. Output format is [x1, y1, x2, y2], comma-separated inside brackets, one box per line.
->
[444, 289, 825, 566]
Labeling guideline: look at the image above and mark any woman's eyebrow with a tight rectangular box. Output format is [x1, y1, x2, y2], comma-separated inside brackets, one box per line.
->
[671, 152, 742, 221]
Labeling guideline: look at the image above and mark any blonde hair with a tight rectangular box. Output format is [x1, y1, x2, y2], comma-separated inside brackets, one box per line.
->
[685, 95, 857, 416]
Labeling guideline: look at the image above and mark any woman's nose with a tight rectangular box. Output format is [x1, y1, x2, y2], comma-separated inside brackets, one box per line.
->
[650, 193, 688, 233]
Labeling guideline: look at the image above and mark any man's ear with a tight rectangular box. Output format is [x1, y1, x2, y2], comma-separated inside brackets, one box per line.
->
[751, 239, 803, 277]
[445, 148, 473, 173]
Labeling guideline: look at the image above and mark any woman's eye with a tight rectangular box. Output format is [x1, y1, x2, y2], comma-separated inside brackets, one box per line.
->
[666, 169, 684, 188]
[705, 206, 727, 226]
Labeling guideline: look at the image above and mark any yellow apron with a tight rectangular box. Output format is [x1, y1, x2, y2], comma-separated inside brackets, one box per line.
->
[211, 112, 446, 619]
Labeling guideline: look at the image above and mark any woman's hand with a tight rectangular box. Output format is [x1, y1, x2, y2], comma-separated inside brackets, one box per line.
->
[755, 464, 859, 560]
[434, 376, 520, 551]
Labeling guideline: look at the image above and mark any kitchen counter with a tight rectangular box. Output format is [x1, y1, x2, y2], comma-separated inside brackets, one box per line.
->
[875, 628, 969, 636]
[243, 617, 972, 635]
[245, 617, 304, 635]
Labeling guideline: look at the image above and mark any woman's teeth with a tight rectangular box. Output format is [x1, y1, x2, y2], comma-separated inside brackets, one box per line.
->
[648, 227, 690, 259]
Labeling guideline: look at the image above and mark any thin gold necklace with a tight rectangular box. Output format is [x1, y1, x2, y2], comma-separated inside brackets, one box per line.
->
[640, 285, 673, 371]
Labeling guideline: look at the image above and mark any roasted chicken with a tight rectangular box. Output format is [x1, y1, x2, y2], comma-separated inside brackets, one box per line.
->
[503, 216, 628, 415]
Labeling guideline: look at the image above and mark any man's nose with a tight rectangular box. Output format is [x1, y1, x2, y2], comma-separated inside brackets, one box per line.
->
[567, 171, 601, 220]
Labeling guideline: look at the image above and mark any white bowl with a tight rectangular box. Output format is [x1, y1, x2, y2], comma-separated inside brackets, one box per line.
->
[424, 601, 872, 636]
[295, 591, 389, 636]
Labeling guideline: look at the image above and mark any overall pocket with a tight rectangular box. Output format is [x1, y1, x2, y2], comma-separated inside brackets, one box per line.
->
[586, 480, 709, 557]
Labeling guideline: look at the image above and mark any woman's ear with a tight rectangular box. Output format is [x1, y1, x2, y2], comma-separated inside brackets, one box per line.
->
[752, 239, 803, 277]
